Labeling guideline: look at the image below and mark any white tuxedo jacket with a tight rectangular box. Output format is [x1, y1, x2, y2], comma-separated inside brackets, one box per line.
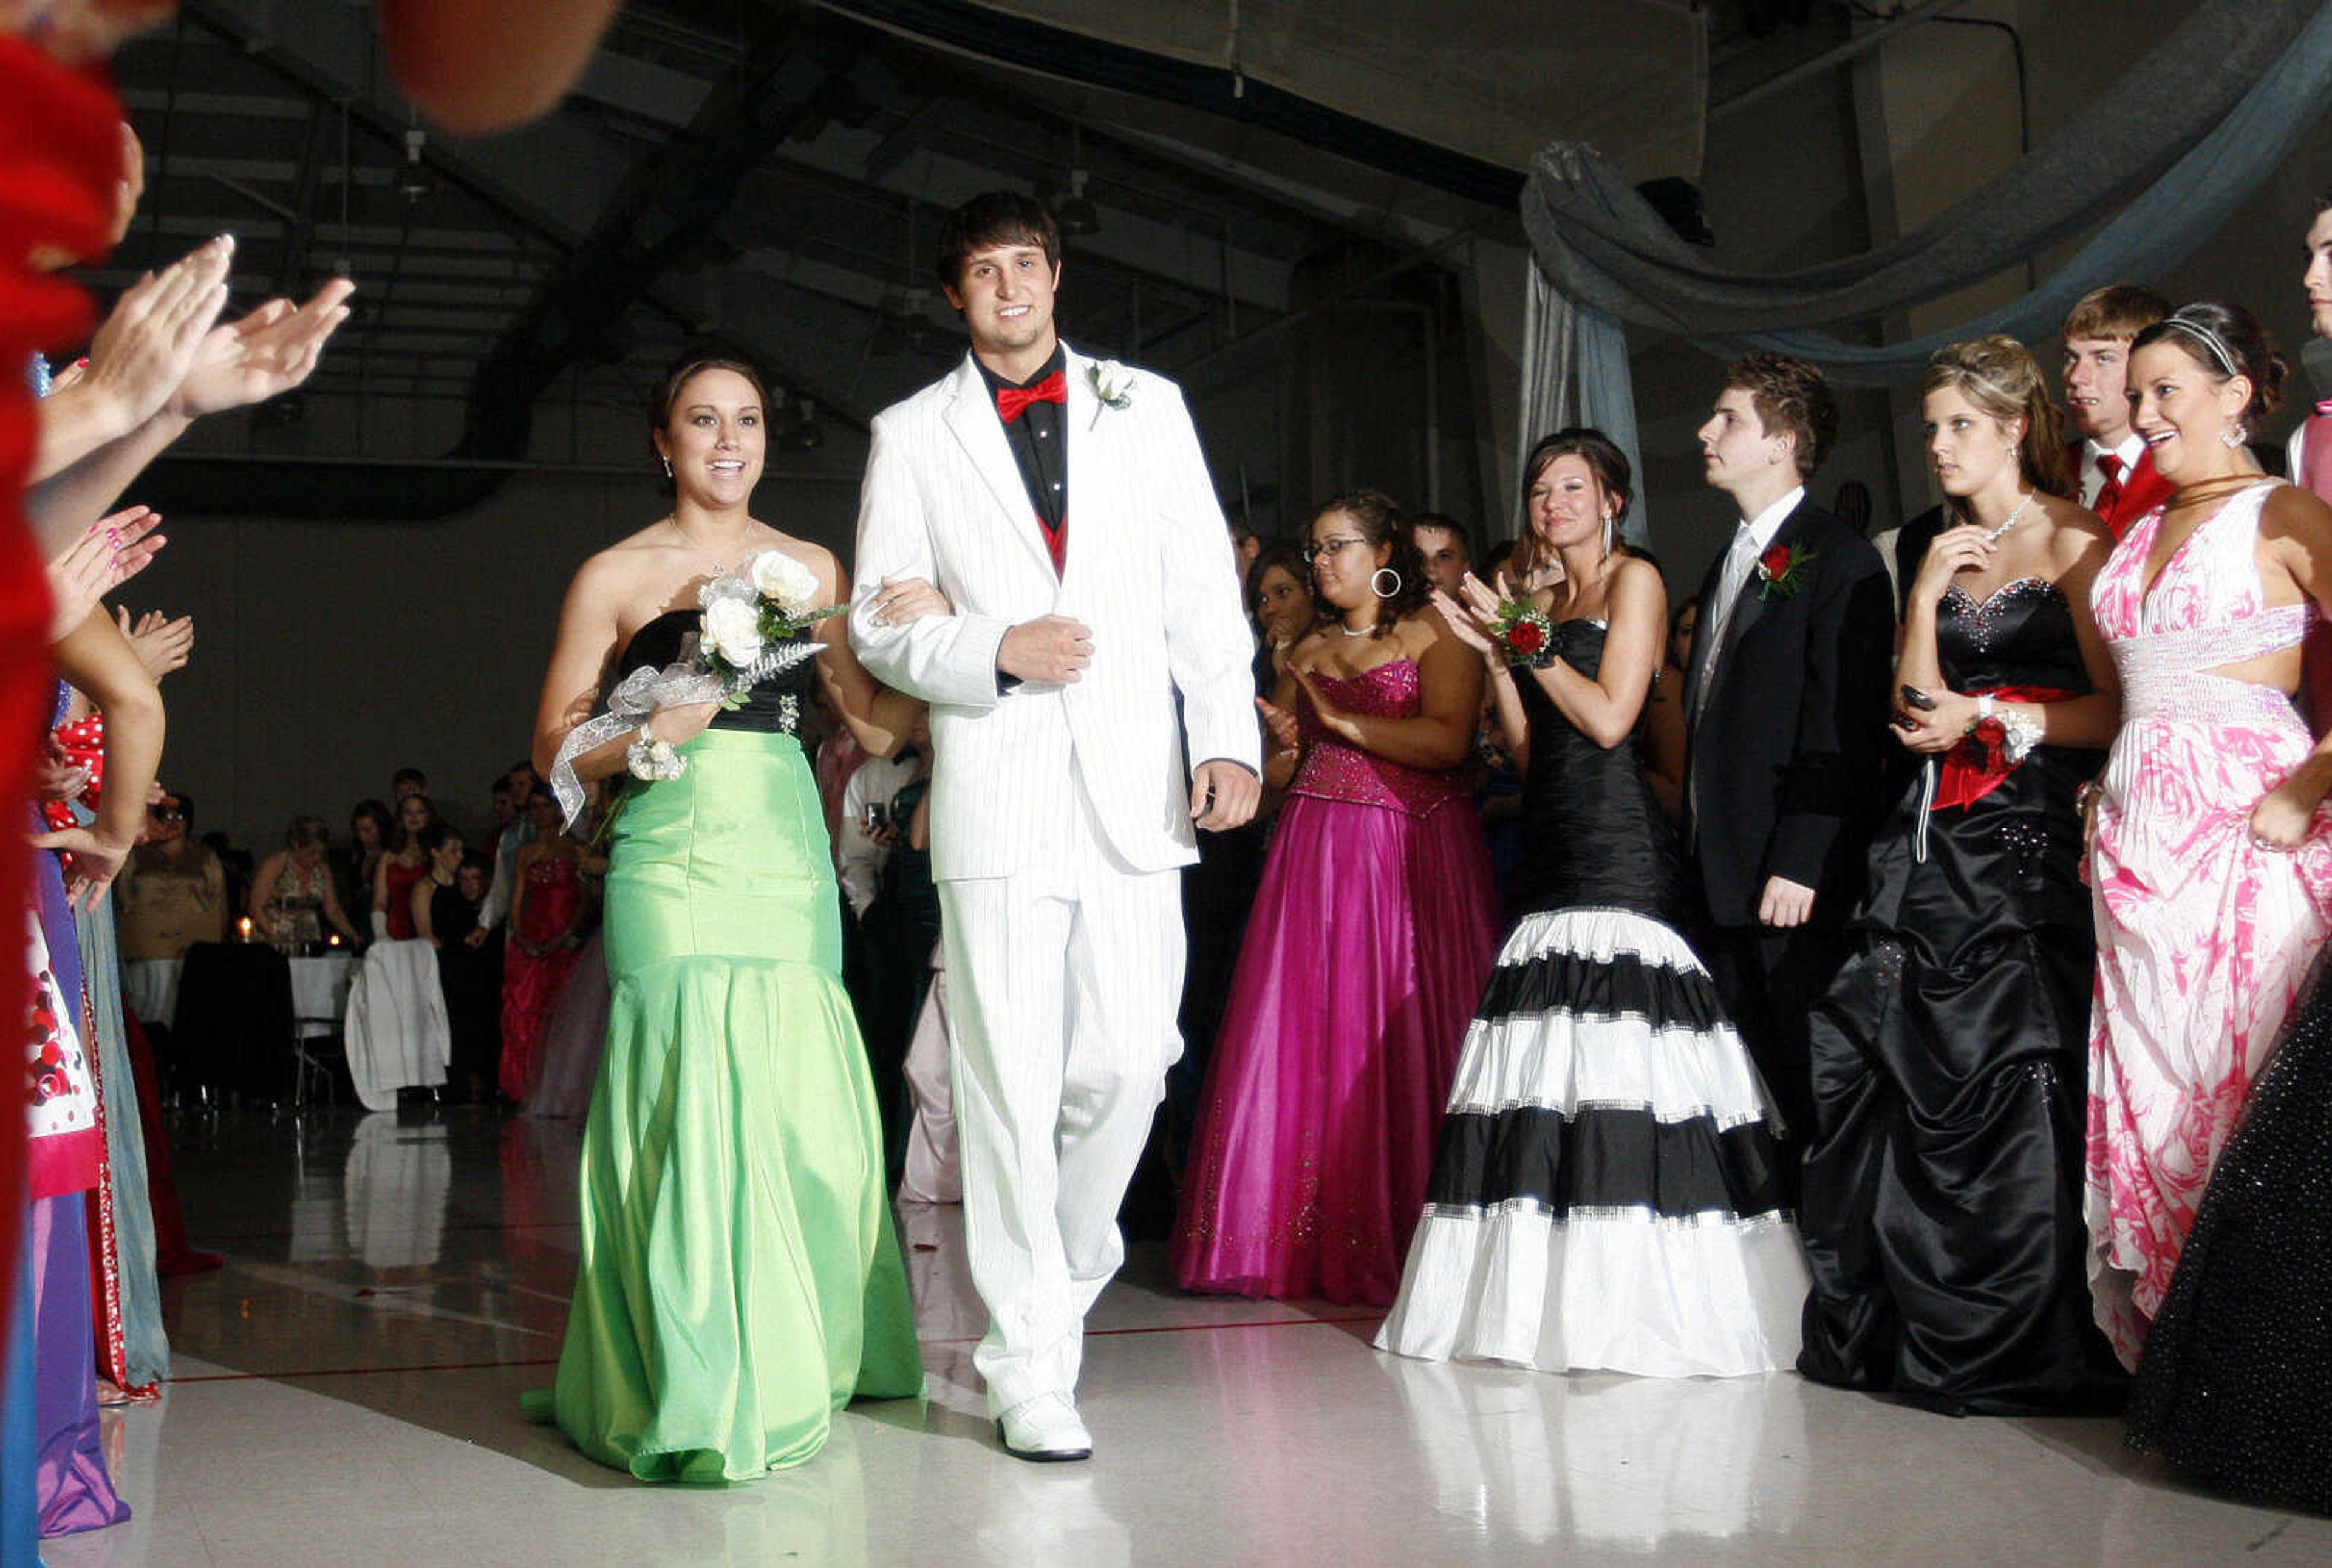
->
[849, 345, 1260, 881]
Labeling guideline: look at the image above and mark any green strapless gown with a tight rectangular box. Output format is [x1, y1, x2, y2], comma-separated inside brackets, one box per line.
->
[525, 723, 923, 1481]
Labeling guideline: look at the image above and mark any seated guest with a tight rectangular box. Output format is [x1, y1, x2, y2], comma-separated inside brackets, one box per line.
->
[1409, 513, 1475, 597]
[1799, 336, 2123, 1413]
[1173, 491, 1501, 1306]
[415, 830, 500, 1102]
[372, 791, 437, 941]
[2058, 284, 2173, 536]
[248, 815, 362, 948]
[114, 791, 226, 961]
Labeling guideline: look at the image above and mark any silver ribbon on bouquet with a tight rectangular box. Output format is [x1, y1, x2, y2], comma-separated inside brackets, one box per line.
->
[547, 661, 726, 830]
[547, 636, 828, 830]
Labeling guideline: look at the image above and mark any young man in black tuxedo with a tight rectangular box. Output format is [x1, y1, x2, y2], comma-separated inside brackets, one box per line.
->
[1680, 354, 1893, 1161]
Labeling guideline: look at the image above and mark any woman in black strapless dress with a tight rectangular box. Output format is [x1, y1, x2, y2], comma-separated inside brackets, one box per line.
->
[1798, 336, 2124, 1414]
[1378, 429, 1806, 1378]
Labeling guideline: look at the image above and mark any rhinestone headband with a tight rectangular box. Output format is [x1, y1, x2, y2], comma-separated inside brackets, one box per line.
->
[2161, 312, 2241, 378]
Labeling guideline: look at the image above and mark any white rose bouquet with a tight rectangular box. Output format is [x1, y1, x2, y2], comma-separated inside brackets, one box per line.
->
[697, 548, 845, 706]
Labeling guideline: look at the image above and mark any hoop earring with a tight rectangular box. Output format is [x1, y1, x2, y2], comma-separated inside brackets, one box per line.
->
[2222, 423, 2248, 449]
[1371, 567, 1402, 599]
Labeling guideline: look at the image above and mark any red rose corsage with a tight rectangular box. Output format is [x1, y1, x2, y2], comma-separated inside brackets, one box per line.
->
[1490, 602, 1556, 668]
[1755, 542, 1816, 599]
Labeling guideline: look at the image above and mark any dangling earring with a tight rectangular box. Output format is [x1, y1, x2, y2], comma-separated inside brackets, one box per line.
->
[1371, 567, 1402, 599]
[1600, 510, 1617, 557]
[2222, 423, 2248, 449]
[661, 455, 673, 478]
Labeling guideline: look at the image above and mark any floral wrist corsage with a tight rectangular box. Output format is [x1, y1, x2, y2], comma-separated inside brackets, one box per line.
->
[1488, 602, 1556, 668]
[626, 726, 686, 783]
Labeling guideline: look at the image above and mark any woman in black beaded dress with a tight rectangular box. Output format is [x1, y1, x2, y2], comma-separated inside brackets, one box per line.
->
[1377, 429, 1808, 1378]
[2124, 953, 2332, 1513]
[1797, 337, 2125, 1414]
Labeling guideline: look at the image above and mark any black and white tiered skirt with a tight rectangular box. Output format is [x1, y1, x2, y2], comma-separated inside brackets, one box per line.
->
[1375, 908, 1810, 1378]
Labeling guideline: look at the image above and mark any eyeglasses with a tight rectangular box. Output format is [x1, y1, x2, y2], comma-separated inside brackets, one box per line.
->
[148, 805, 184, 822]
[1301, 536, 1370, 562]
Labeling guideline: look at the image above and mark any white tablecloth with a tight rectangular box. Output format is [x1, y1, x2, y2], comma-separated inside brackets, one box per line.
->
[121, 957, 182, 1026]
[122, 951, 353, 1035]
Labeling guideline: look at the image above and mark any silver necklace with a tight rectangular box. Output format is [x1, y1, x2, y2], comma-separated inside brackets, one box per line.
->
[1338, 618, 1373, 638]
[669, 515, 748, 574]
[1982, 491, 2036, 544]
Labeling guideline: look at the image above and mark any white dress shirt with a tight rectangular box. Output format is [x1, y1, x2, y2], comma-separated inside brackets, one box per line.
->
[2078, 433, 2147, 508]
[1694, 484, 1805, 712]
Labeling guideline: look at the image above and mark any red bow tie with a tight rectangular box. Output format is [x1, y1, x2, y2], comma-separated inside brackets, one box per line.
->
[997, 370, 1067, 424]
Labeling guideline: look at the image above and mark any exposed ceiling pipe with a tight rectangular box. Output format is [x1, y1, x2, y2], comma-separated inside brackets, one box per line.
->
[139, 14, 887, 520]
[1709, 0, 1980, 122]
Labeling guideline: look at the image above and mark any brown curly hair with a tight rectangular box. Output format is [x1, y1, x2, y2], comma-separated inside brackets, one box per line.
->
[1311, 489, 1427, 637]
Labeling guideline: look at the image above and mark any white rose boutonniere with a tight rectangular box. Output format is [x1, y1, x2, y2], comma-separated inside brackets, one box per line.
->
[746, 548, 822, 616]
[1086, 358, 1134, 429]
[701, 596, 765, 668]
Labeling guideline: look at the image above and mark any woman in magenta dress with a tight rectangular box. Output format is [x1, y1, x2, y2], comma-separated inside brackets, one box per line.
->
[499, 785, 593, 1103]
[2084, 302, 2332, 1368]
[1173, 491, 1501, 1306]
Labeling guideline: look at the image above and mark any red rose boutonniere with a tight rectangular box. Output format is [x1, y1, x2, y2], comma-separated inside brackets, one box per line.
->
[1756, 542, 1816, 599]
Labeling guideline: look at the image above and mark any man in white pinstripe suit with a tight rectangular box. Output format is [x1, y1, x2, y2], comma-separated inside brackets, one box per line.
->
[849, 193, 1261, 1461]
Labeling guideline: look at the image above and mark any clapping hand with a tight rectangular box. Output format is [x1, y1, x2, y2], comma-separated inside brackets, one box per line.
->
[1429, 585, 1501, 663]
[32, 737, 91, 805]
[119, 607, 194, 678]
[80, 236, 233, 436]
[170, 277, 356, 420]
[1255, 695, 1301, 754]
[1289, 666, 1363, 746]
[47, 506, 163, 639]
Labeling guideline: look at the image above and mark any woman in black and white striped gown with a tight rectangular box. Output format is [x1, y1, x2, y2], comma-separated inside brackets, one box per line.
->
[1379, 428, 1809, 1378]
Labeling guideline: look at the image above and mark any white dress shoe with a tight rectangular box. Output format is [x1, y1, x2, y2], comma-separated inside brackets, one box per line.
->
[995, 1393, 1093, 1462]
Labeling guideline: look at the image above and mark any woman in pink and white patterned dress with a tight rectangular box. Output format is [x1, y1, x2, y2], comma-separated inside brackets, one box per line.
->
[2084, 302, 2332, 1368]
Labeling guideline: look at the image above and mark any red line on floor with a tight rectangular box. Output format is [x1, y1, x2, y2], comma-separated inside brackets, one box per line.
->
[163, 1314, 1386, 1382]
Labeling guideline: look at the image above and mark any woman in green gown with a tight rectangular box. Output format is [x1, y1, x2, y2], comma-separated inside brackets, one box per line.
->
[522, 345, 943, 1481]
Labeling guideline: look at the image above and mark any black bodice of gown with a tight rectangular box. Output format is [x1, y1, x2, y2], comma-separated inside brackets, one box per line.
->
[617, 608, 820, 732]
[1511, 619, 1677, 921]
[1934, 578, 2090, 695]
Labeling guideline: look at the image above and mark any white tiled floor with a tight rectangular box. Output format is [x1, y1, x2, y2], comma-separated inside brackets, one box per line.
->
[41, 1105, 2332, 1566]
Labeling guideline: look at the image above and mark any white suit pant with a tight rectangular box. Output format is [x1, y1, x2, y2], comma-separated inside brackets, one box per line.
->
[938, 797, 1185, 1417]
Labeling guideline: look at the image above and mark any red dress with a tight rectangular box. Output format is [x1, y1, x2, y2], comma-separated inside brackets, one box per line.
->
[381, 856, 429, 941]
[499, 854, 585, 1102]
[2, 31, 124, 1328]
